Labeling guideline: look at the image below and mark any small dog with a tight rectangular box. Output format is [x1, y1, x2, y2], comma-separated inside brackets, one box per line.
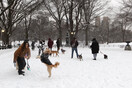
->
[78, 54, 83, 61]
[61, 49, 66, 54]
[50, 50, 59, 56]
[100, 51, 108, 59]
[104, 54, 108, 59]
[45, 48, 59, 56]
[36, 49, 60, 77]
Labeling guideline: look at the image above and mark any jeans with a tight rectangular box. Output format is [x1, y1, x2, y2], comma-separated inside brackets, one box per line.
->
[71, 48, 78, 58]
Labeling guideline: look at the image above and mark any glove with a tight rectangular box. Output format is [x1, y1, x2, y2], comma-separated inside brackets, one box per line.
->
[14, 62, 16, 67]
[13, 60, 16, 67]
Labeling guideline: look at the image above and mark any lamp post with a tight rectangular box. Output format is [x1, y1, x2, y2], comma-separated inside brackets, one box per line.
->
[66, 32, 69, 46]
[71, 31, 75, 35]
[1, 29, 5, 46]
[70, 31, 75, 38]
[70, 31, 75, 43]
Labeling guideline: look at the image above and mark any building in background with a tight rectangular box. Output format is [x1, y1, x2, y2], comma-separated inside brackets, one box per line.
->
[95, 16, 101, 27]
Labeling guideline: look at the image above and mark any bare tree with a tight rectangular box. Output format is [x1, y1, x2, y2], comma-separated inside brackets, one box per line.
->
[23, 14, 32, 40]
[0, 0, 44, 45]
[43, 0, 65, 45]
[115, 0, 132, 42]
[62, 0, 84, 44]
[82, 0, 109, 46]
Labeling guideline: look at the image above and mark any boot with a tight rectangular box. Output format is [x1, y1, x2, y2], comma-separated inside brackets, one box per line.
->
[93, 58, 96, 60]
[18, 70, 25, 76]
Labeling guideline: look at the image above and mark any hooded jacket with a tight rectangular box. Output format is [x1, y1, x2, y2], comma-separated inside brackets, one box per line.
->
[13, 42, 31, 62]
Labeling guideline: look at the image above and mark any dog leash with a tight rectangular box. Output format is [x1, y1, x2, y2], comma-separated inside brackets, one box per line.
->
[100, 51, 105, 55]
[100, 51, 108, 59]
[27, 60, 30, 71]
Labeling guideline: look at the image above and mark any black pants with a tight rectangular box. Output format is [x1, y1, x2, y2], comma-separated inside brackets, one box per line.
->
[57, 46, 60, 51]
[17, 57, 26, 73]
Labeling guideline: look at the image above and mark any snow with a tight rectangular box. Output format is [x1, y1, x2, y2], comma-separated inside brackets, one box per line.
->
[0, 43, 132, 88]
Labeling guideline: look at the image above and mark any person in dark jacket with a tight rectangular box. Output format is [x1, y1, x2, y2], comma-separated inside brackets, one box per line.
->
[48, 38, 53, 50]
[90, 38, 99, 60]
[31, 41, 35, 50]
[70, 38, 79, 58]
[56, 38, 60, 51]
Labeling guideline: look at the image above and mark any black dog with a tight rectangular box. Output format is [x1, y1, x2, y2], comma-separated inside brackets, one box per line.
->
[100, 51, 108, 59]
[104, 54, 108, 59]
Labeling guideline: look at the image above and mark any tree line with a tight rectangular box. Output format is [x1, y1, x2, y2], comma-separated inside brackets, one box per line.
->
[0, 0, 132, 46]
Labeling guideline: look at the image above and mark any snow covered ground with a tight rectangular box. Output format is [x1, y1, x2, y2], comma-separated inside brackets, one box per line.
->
[0, 43, 132, 88]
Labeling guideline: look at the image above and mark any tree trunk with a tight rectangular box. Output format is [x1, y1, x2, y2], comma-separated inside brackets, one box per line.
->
[5, 32, 10, 45]
[6, 3, 13, 45]
[58, 20, 62, 46]
[69, 0, 74, 42]
[85, 26, 88, 45]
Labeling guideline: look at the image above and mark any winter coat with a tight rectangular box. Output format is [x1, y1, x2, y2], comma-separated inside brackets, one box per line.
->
[90, 40, 99, 54]
[40, 53, 52, 65]
[13, 42, 31, 63]
[56, 39, 60, 48]
[70, 40, 79, 48]
[48, 38, 53, 48]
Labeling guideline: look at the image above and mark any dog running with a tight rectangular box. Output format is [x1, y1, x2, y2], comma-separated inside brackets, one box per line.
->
[36, 48, 60, 77]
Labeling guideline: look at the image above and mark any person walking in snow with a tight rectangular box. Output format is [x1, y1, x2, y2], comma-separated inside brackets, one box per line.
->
[31, 41, 35, 50]
[48, 38, 53, 50]
[70, 37, 79, 58]
[38, 40, 45, 55]
[56, 38, 61, 51]
[13, 40, 31, 75]
[90, 38, 99, 60]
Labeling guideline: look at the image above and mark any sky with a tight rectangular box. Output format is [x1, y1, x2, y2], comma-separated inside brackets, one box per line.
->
[110, 0, 122, 7]
[104, 0, 123, 19]
[110, 0, 123, 12]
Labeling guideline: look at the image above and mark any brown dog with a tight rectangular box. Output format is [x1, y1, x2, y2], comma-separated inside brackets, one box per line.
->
[45, 48, 59, 56]
[61, 49, 66, 54]
[36, 49, 60, 77]
[50, 50, 59, 56]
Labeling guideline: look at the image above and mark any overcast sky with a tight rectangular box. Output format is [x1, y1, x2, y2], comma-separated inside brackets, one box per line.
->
[104, 0, 123, 19]
[111, 0, 122, 7]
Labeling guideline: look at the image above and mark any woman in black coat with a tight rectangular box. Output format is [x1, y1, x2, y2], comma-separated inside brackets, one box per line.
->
[90, 38, 99, 60]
